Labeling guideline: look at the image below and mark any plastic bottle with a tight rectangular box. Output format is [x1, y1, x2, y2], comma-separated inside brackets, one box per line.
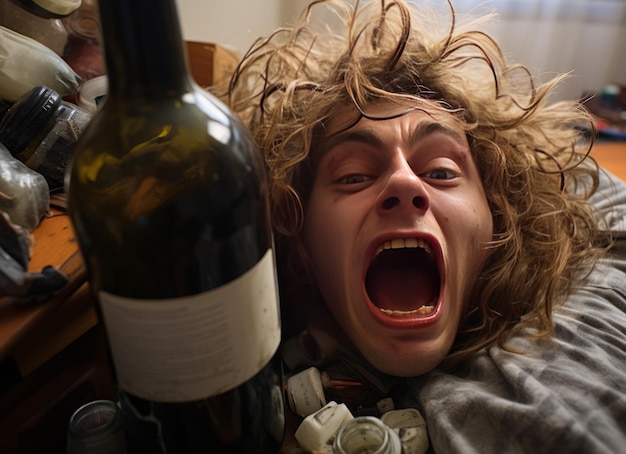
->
[65, 0, 286, 451]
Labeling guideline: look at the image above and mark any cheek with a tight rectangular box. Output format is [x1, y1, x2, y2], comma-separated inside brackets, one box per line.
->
[476, 195, 494, 243]
[437, 192, 493, 264]
[302, 190, 364, 310]
[302, 193, 342, 280]
[302, 186, 360, 262]
[302, 213, 324, 270]
[464, 199, 494, 275]
[302, 209, 345, 317]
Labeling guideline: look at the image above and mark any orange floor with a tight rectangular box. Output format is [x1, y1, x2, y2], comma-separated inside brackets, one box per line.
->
[592, 141, 626, 181]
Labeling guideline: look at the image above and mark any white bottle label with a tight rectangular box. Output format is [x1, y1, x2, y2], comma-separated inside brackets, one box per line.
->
[99, 250, 280, 403]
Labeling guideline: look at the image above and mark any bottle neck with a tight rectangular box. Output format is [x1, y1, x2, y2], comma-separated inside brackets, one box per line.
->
[98, 0, 193, 99]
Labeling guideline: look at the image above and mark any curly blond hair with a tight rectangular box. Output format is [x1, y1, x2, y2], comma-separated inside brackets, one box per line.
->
[227, 0, 608, 368]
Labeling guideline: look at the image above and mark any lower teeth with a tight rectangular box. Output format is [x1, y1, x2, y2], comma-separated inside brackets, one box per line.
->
[379, 305, 435, 317]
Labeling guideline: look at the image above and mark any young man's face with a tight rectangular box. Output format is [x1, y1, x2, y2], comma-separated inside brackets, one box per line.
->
[302, 104, 493, 376]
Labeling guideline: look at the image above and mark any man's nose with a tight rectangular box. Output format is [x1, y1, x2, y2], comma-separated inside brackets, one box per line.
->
[377, 158, 429, 213]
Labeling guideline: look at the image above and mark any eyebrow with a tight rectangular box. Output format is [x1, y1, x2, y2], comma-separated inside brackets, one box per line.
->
[408, 121, 466, 146]
[317, 120, 467, 159]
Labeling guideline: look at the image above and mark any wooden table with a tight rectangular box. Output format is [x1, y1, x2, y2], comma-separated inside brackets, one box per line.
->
[0, 202, 112, 453]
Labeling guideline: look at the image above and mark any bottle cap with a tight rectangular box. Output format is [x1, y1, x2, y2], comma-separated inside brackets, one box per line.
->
[380, 408, 430, 454]
[77, 75, 108, 113]
[64, 1, 101, 39]
[66, 11, 100, 39]
[287, 366, 327, 418]
[0, 86, 62, 154]
[295, 401, 354, 452]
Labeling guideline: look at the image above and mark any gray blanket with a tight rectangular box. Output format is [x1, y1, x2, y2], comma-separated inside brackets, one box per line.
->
[405, 169, 626, 453]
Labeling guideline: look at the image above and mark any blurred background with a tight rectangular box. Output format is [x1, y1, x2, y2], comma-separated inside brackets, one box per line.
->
[176, 0, 626, 103]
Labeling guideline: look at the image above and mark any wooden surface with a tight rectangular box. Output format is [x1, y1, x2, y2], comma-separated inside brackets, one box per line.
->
[591, 140, 626, 181]
[0, 203, 92, 378]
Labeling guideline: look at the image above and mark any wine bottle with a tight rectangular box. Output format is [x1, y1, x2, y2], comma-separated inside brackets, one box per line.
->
[65, 0, 286, 452]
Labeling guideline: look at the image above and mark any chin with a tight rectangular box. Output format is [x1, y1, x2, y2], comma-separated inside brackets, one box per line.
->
[361, 346, 447, 377]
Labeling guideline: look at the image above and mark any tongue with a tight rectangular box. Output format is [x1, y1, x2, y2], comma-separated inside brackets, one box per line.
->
[366, 249, 438, 312]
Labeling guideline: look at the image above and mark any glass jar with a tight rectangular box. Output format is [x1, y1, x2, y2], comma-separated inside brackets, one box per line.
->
[66, 400, 127, 454]
[0, 85, 91, 191]
[62, 0, 105, 82]
[334, 416, 402, 454]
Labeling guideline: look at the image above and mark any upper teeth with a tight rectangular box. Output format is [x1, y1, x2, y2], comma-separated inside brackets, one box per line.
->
[376, 238, 432, 256]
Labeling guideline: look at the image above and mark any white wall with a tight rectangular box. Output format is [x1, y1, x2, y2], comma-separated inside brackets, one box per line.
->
[176, 0, 304, 54]
[176, 0, 625, 98]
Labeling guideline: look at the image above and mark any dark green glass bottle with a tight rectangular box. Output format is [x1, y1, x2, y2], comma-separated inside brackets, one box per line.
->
[65, 0, 285, 452]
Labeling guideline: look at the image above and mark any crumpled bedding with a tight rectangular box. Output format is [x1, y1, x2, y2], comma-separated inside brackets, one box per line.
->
[404, 168, 626, 453]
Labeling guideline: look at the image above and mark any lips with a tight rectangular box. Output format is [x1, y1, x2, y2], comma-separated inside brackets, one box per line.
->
[365, 236, 442, 325]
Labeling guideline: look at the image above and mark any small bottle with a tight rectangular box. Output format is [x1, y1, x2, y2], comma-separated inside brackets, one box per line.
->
[334, 416, 402, 454]
[66, 400, 127, 454]
[0, 0, 81, 56]
[287, 367, 327, 418]
[0, 85, 91, 192]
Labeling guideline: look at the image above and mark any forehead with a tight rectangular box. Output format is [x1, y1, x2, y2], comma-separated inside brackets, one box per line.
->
[317, 100, 467, 153]
[320, 100, 464, 140]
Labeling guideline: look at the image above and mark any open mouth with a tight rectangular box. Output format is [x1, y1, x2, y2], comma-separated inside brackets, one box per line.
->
[365, 238, 441, 317]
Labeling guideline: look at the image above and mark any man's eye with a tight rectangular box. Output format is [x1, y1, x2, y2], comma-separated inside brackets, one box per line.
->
[340, 174, 367, 184]
[422, 168, 457, 180]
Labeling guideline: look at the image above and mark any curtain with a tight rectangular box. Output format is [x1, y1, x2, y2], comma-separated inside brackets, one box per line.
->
[446, 0, 626, 101]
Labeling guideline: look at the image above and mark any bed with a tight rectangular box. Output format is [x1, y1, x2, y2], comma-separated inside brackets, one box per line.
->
[405, 168, 626, 453]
